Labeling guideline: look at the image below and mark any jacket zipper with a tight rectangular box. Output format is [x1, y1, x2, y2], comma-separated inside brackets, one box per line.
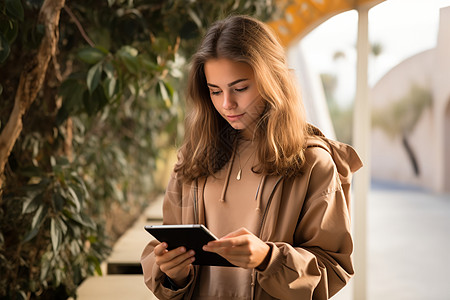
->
[186, 180, 200, 300]
[251, 177, 284, 300]
[193, 178, 198, 224]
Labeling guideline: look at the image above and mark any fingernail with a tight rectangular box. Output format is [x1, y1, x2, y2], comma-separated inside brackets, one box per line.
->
[189, 250, 195, 256]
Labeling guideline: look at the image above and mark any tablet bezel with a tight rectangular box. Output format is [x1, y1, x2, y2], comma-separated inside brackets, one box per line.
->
[144, 224, 235, 267]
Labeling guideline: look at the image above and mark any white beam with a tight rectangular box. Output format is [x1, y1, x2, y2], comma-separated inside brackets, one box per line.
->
[352, 5, 371, 300]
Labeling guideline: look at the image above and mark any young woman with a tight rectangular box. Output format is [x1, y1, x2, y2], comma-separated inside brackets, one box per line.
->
[141, 15, 362, 299]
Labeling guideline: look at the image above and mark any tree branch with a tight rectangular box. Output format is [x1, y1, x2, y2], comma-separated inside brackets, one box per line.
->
[0, 0, 66, 192]
[64, 5, 95, 47]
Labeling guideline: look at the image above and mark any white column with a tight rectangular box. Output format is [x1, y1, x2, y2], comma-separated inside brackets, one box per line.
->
[352, 5, 371, 300]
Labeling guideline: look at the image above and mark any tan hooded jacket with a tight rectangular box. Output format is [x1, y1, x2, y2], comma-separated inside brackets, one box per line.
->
[141, 132, 363, 299]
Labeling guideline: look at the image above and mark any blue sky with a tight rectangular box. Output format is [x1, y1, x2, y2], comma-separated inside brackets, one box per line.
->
[300, 0, 450, 107]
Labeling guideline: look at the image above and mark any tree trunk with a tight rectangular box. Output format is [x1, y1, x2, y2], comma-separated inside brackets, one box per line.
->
[0, 0, 66, 193]
[401, 133, 420, 176]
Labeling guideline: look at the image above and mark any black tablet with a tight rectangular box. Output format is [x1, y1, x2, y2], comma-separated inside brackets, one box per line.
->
[144, 224, 235, 267]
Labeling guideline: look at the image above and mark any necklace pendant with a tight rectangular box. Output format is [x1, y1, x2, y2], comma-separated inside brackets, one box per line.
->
[236, 169, 242, 180]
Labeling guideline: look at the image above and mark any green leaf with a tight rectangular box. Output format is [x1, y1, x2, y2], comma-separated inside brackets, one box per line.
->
[5, 0, 24, 22]
[57, 79, 86, 123]
[78, 47, 105, 64]
[15, 290, 27, 300]
[117, 46, 139, 74]
[0, 33, 11, 64]
[39, 251, 52, 281]
[187, 8, 202, 29]
[31, 204, 47, 229]
[103, 61, 115, 78]
[50, 156, 56, 167]
[94, 258, 103, 275]
[103, 77, 116, 98]
[0, 18, 19, 43]
[87, 62, 102, 93]
[22, 193, 42, 214]
[52, 193, 65, 211]
[151, 37, 170, 53]
[70, 240, 81, 256]
[23, 204, 49, 243]
[56, 217, 68, 235]
[67, 186, 81, 212]
[18, 165, 42, 177]
[164, 81, 174, 98]
[158, 81, 171, 108]
[23, 226, 39, 243]
[50, 218, 62, 253]
[91, 84, 109, 111]
[82, 89, 95, 115]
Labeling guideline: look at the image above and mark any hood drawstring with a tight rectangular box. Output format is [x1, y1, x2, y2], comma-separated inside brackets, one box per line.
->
[255, 175, 265, 212]
[220, 140, 265, 212]
[219, 142, 237, 202]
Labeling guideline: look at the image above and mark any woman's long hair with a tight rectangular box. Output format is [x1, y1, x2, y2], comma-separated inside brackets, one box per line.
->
[175, 15, 310, 182]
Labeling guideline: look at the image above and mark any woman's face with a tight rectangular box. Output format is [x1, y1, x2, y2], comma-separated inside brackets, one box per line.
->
[204, 58, 265, 139]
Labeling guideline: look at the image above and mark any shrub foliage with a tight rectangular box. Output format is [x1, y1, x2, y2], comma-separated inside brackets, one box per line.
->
[0, 0, 280, 298]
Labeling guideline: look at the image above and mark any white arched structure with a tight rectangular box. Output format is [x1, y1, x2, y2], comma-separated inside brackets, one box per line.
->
[287, 43, 336, 139]
[445, 101, 450, 192]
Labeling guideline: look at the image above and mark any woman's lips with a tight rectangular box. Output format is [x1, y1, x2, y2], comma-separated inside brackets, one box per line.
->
[226, 113, 245, 122]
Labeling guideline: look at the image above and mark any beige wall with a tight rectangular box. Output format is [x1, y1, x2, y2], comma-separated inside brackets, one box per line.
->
[370, 50, 436, 189]
[432, 6, 450, 192]
[370, 6, 450, 192]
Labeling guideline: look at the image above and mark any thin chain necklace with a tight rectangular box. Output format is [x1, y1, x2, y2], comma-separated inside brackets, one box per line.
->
[236, 146, 256, 180]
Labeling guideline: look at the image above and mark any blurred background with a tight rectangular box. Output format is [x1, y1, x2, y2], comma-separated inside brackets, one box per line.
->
[0, 0, 448, 299]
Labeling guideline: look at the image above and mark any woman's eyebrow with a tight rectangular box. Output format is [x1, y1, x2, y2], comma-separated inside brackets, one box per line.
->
[207, 78, 249, 88]
[228, 78, 248, 87]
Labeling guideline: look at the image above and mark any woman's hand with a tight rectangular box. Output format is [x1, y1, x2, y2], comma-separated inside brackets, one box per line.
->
[154, 242, 195, 287]
[202, 227, 270, 269]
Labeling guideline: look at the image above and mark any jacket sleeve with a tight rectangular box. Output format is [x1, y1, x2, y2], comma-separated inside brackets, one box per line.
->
[256, 147, 355, 299]
[140, 172, 198, 299]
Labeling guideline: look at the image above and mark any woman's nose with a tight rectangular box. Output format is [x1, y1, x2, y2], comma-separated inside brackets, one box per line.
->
[222, 93, 237, 110]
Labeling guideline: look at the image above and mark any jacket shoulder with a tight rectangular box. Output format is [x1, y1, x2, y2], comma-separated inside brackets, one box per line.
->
[305, 134, 363, 185]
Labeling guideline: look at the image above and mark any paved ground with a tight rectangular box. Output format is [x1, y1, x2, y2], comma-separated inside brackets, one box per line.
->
[333, 181, 450, 300]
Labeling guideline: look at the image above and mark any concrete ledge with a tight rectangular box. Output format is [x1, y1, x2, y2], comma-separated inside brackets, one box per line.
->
[75, 275, 156, 300]
[106, 195, 164, 274]
[144, 194, 164, 221]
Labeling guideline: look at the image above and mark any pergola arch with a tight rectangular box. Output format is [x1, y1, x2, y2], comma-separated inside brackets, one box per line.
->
[269, 0, 385, 47]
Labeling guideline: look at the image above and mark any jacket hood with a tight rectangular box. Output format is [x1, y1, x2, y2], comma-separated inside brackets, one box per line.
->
[306, 125, 363, 211]
[306, 125, 363, 185]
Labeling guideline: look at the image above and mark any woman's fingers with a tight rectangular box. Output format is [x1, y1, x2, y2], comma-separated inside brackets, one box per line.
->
[205, 235, 248, 248]
[155, 246, 195, 266]
[202, 228, 270, 269]
[220, 227, 251, 239]
[154, 243, 196, 281]
[153, 242, 169, 256]
[158, 251, 195, 275]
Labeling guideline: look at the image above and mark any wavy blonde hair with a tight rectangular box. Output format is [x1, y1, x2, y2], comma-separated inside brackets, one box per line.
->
[175, 15, 310, 181]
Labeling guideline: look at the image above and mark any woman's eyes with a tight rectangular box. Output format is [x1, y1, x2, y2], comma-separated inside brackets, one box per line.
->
[234, 87, 248, 92]
[209, 87, 248, 96]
